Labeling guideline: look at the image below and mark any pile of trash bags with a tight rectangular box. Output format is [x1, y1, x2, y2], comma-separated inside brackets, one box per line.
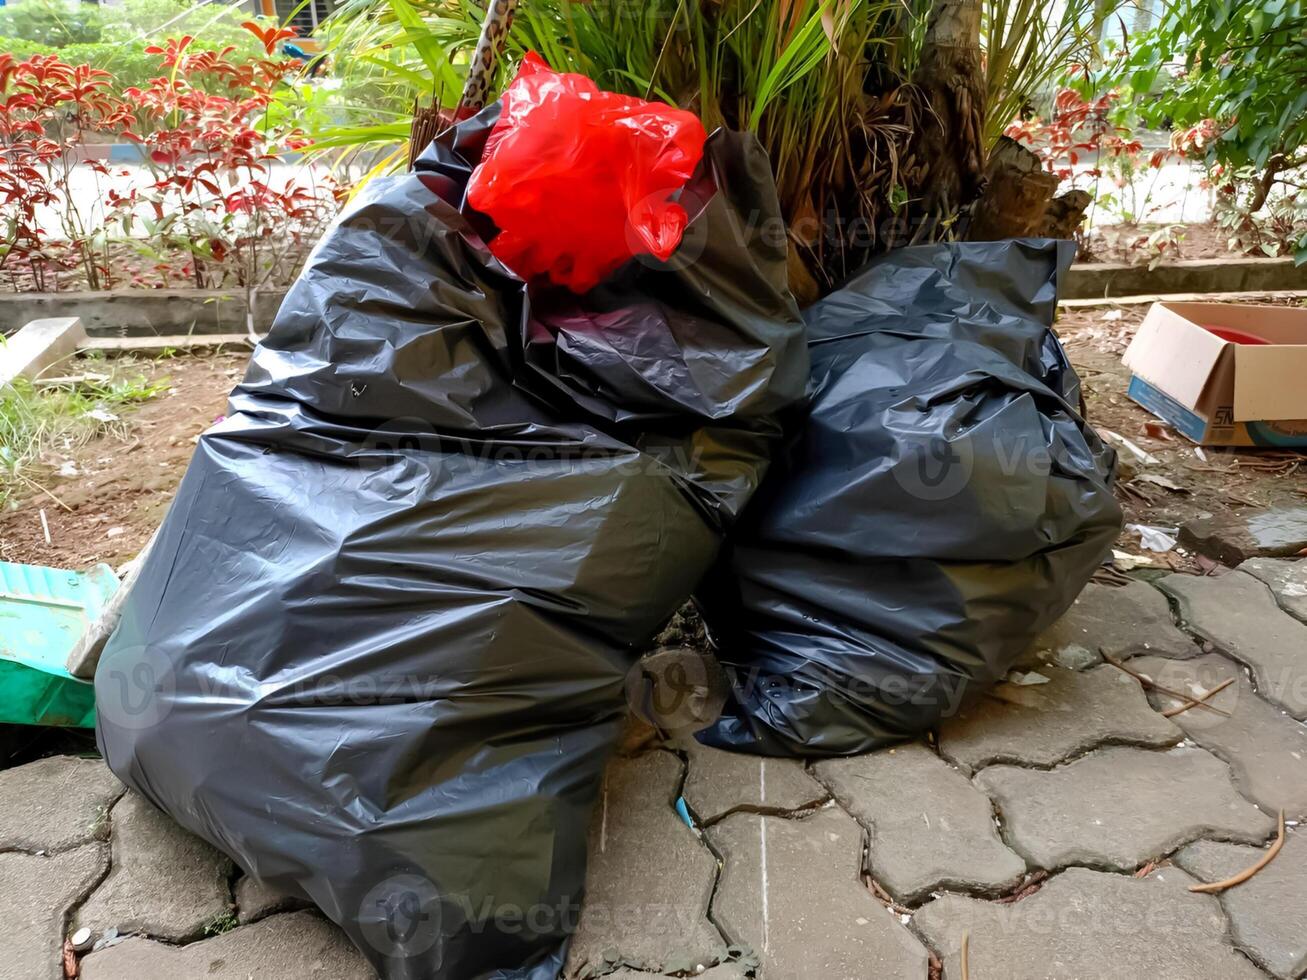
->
[96, 106, 806, 979]
[96, 58, 1118, 980]
[696, 241, 1122, 756]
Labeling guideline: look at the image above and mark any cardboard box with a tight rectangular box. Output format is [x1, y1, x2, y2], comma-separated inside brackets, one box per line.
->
[1121, 302, 1307, 447]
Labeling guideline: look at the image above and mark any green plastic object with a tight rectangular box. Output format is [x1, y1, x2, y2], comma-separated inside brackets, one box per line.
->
[0, 560, 118, 728]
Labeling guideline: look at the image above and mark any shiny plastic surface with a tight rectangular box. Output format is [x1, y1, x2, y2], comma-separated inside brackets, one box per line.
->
[467, 52, 707, 293]
[95, 106, 805, 979]
[696, 240, 1122, 756]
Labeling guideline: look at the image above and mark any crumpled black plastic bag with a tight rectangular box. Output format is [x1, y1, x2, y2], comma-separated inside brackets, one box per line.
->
[695, 240, 1121, 756]
[95, 108, 806, 980]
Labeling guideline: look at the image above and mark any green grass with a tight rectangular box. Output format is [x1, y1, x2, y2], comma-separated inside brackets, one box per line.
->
[0, 360, 169, 510]
[203, 909, 240, 936]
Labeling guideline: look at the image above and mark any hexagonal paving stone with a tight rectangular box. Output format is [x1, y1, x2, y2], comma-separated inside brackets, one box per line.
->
[234, 875, 310, 925]
[976, 745, 1274, 871]
[708, 806, 928, 980]
[1030, 580, 1200, 666]
[0, 844, 108, 980]
[912, 866, 1263, 980]
[78, 911, 372, 980]
[1240, 557, 1307, 623]
[938, 665, 1181, 773]
[74, 791, 234, 943]
[1158, 571, 1307, 719]
[563, 751, 726, 978]
[1174, 831, 1307, 979]
[682, 741, 827, 824]
[813, 744, 1025, 903]
[1133, 654, 1307, 819]
[0, 756, 122, 853]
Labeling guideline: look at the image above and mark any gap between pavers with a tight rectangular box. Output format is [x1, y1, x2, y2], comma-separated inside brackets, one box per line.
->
[77, 910, 372, 980]
[1158, 570, 1307, 720]
[975, 745, 1275, 872]
[73, 791, 235, 944]
[1133, 654, 1307, 819]
[912, 866, 1264, 980]
[563, 750, 728, 979]
[706, 804, 928, 980]
[937, 663, 1182, 774]
[1173, 831, 1307, 980]
[0, 844, 109, 980]
[812, 743, 1026, 905]
[602, 967, 749, 980]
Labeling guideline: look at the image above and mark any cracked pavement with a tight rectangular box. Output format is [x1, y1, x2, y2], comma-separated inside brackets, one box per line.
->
[2, 561, 1305, 978]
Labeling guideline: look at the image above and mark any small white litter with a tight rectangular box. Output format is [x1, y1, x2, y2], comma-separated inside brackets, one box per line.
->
[1126, 523, 1179, 552]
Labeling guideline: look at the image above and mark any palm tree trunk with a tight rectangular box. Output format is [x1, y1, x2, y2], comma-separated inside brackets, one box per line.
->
[904, 0, 986, 238]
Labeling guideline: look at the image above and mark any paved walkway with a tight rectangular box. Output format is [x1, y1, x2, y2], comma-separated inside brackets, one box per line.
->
[3, 559, 1306, 979]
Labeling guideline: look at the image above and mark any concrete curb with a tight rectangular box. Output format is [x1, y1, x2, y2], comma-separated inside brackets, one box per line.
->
[2, 257, 1304, 339]
[69, 144, 308, 165]
[68, 144, 391, 166]
[1061, 257, 1307, 300]
[0, 289, 287, 337]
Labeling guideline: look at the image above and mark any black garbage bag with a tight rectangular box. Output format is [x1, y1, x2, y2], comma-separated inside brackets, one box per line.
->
[695, 240, 1121, 757]
[94, 109, 806, 980]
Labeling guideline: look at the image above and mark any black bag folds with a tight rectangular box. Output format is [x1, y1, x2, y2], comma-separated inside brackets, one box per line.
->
[95, 111, 807, 979]
[696, 240, 1122, 757]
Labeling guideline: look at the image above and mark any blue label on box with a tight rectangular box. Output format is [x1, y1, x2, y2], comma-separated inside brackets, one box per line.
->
[1128, 375, 1307, 447]
[1126, 376, 1210, 442]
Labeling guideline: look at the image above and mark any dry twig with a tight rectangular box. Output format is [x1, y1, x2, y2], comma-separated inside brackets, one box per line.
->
[995, 870, 1048, 903]
[868, 877, 912, 916]
[1103, 654, 1231, 717]
[1189, 810, 1286, 894]
[1162, 677, 1235, 717]
[960, 931, 971, 980]
[17, 472, 72, 512]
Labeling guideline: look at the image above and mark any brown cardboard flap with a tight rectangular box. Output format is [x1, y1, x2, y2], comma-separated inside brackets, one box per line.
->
[1163, 302, 1307, 345]
[1233, 344, 1307, 420]
[1122, 304, 1231, 409]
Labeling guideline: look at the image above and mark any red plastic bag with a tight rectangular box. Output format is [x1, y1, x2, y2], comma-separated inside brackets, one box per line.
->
[466, 52, 707, 294]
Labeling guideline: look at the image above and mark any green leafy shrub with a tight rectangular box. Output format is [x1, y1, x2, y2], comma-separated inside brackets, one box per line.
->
[57, 42, 165, 91]
[0, 36, 57, 61]
[0, 0, 103, 46]
[1103, 0, 1307, 260]
[98, 0, 267, 60]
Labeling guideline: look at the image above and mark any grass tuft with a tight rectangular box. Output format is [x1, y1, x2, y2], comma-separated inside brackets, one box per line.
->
[0, 359, 168, 509]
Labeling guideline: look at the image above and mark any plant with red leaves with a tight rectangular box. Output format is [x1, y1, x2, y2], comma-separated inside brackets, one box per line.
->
[121, 32, 340, 303]
[240, 21, 299, 57]
[0, 29, 343, 297]
[1005, 86, 1182, 231]
[0, 51, 137, 289]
